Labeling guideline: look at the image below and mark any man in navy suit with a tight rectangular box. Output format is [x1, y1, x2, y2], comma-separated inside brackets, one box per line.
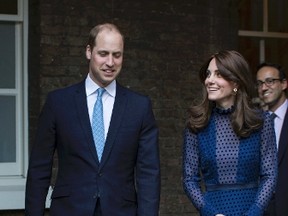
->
[25, 23, 161, 216]
[256, 62, 288, 216]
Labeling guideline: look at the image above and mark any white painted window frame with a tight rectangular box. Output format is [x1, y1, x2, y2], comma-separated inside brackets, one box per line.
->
[0, 0, 28, 209]
[238, 0, 288, 62]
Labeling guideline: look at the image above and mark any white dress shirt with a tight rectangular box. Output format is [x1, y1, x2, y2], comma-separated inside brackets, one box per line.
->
[85, 74, 116, 139]
[271, 99, 288, 149]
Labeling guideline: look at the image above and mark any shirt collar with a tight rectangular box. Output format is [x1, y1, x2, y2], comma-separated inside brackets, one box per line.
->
[273, 99, 288, 120]
[85, 74, 116, 97]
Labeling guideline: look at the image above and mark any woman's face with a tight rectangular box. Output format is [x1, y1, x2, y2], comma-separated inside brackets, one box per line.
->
[204, 58, 237, 109]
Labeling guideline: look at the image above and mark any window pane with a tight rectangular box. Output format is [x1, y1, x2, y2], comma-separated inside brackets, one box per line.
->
[265, 38, 288, 73]
[239, 0, 263, 31]
[239, 37, 288, 78]
[268, 0, 288, 32]
[238, 37, 260, 74]
[0, 22, 15, 88]
[0, 96, 16, 162]
[0, 0, 18, 15]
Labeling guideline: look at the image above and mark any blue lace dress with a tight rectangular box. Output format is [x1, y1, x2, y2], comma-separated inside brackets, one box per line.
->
[183, 108, 277, 216]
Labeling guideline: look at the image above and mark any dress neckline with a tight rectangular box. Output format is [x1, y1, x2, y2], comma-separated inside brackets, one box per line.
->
[214, 105, 235, 115]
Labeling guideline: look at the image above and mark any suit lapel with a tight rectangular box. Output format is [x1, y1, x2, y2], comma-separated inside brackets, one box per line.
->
[74, 81, 99, 165]
[278, 108, 288, 165]
[100, 83, 127, 168]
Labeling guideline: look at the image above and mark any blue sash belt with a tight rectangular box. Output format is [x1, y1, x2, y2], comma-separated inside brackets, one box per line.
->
[206, 182, 258, 192]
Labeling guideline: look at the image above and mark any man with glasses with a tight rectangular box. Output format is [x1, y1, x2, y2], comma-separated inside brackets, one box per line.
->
[256, 62, 288, 216]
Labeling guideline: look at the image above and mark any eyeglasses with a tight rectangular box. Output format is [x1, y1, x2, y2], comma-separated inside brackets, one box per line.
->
[256, 78, 281, 88]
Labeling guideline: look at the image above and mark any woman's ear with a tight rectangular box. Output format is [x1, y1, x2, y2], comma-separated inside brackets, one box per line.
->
[232, 82, 239, 95]
[233, 82, 239, 89]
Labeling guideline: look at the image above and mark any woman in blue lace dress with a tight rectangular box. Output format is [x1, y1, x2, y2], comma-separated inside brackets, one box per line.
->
[183, 50, 277, 216]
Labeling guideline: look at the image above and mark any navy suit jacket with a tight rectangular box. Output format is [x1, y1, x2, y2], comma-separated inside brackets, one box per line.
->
[25, 81, 160, 216]
[275, 107, 288, 216]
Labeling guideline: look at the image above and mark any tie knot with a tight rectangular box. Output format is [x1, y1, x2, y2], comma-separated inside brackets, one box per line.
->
[270, 112, 277, 120]
[97, 88, 105, 98]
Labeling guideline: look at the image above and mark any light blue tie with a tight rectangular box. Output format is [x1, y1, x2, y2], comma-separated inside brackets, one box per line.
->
[92, 88, 106, 161]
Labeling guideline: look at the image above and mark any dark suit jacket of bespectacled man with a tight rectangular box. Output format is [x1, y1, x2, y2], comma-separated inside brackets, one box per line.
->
[256, 62, 288, 216]
[25, 23, 161, 216]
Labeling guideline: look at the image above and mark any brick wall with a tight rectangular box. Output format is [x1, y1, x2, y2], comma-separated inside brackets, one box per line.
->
[3, 0, 238, 215]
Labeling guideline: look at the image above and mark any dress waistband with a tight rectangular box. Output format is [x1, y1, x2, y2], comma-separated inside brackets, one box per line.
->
[206, 182, 258, 192]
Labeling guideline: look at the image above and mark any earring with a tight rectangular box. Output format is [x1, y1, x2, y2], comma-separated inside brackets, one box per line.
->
[233, 88, 238, 95]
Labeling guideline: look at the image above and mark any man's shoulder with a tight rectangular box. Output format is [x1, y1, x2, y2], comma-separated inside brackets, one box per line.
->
[117, 83, 149, 99]
[44, 81, 85, 105]
[49, 80, 85, 96]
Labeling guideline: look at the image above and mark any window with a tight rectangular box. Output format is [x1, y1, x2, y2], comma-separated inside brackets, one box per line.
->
[238, 0, 288, 73]
[0, 0, 28, 209]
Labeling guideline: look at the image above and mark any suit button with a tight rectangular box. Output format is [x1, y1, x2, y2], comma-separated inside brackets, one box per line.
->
[93, 192, 99, 199]
[98, 172, 103, 177]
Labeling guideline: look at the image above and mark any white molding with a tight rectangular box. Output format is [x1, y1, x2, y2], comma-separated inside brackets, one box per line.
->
[238, 30, 288, 39]
[0, 178, 26, 209]
[0, 0, 23, 21]
[0, 0, 29, 210]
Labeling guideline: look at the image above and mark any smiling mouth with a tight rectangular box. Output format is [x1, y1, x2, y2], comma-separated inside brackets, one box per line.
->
[207, 88, 219, 92]
[262, 92, 271, 97]
[103, 69, 114, 73]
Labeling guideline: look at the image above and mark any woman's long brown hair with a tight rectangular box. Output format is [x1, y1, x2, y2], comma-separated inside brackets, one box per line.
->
[187, 50, 263, 138]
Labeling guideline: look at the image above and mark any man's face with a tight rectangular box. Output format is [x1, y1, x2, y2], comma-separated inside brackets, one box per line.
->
[86, 29, 124, 87]
[256, 66, 287, 111]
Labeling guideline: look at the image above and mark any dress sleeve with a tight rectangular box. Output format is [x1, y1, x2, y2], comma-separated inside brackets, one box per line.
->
[245, 112, 278, 215]
[182, 128, 218, 215]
